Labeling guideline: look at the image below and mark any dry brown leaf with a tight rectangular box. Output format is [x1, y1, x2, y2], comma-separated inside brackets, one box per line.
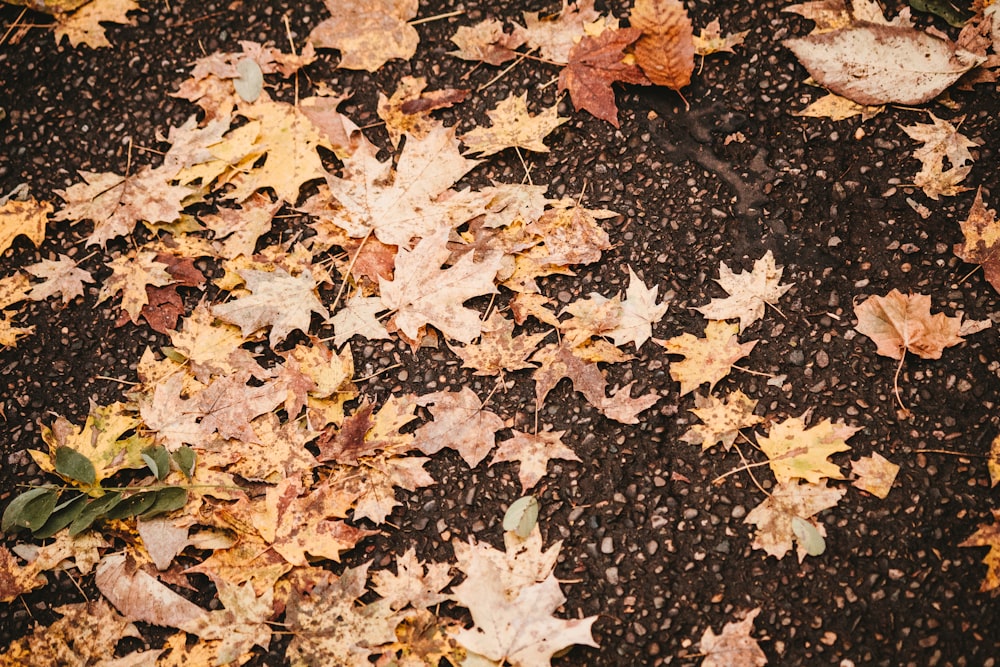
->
[414, 387, 505, 467]
[491, 428, 580, 491]
[449, 18, 526, 65]
[793, 92, 884, 121]
[854, 289, 964, 360]
[745, 480, 846, 560]
[24, 254, 94, 305]
[851, 452, 900, 499]
[54, 0, 140, 49]
[558, 27, 649, 127]
[900, 113, 980, 200]
[657, 320, 757, 396]
[757, 414, 858, 485]
[693, 18, 750, 56]
[955, 187, 1000, 292]
[460, 93, 568, 157]
[629, 0, 695, 91]
[700, 607, 767, 667]
[308, 0, 419, 71]
[0, 546, 46, 603]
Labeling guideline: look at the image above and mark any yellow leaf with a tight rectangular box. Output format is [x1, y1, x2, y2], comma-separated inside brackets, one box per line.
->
[757, 414, 858, 485]
[851, 452, 900, 499]
[0, 198, 50, 254]
[657, 320, 757, 396]
[460, 93, 568, 157]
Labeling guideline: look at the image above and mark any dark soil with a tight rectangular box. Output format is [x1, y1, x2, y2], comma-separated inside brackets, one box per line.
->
[1, 0, 998, 665]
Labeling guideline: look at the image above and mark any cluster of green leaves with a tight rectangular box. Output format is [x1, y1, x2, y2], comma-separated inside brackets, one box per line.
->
[1, 444, 195, 538]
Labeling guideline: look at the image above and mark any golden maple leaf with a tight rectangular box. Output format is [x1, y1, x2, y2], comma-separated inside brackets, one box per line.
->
[757, 414, 858, 485]
[745, 480, 846, 561]
[959, 508, 1000, 595]
[681, 390, 763, 451]
[53, 0, 140, 49]
[460, 93, 568, 157]
[851, 452, 900, 499]
[657, 320, 757, 396]
[308, 0, 419, 71]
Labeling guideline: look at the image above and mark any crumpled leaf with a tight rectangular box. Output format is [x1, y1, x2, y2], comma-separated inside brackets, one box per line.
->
[854, 289, 964, 360]
[900, 113, 980, 200]
[784, 23, 984, 105]
[377, 75, 468, 149]
[515, 0, 601, 64]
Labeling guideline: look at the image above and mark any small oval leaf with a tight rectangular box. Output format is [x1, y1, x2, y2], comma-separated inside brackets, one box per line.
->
[234, 58, 263, 103]
[2, 487, 59, 533]
[34, 494, 88, 539]
[791, 516, 826, 557]
[143, 488, 188, 518]
[54, 446, 96, 486]
[142, 445, 170, 481]
[502, 495, 539, 538]
[171, 447, 197, 480]
[68, 492, 122, 537]
[105, 492, 158, 520]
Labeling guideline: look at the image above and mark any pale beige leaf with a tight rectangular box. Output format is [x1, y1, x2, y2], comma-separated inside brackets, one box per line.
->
[491, 429, 580, 491]
[24, 254, 94, 305]
[328, 292, 391, 348]
[450, 18, 526, 65]
[515, 0, 601, 64]
[700, 608, 767, 667]
[681, 390, 763, 452]
[854, 289, 963, 360]
[213, 268, 329, 346]
[461, 93, 567, 157]
[371, 548, 453, 611]
[900, 113, 979, 200]
[793, 92, 884, 121]
[745, 481, 846, 561]
[693, 18, 749, 56]
[609, 266, 671, 348]
[695, 250, 791, 332]
[308, 0, 418, 71]
[414, 387, 505, 467]
[851, 452, 900, 499]
[449, 312, 549, 376]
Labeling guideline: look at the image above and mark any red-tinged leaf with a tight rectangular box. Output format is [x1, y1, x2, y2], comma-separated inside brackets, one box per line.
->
[559, 27, 649, 126]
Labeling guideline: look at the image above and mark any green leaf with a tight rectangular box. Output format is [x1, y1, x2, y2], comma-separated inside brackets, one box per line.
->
[105, 491, 158, 520]
[2, 487, 59, 533]
[171, 446, 197, 480]
[142, 488, 188, 518]
[909, 0, 971, 27]
[142, 445, 170, 481]
[34, 494, 89, 539]
[54, 446, 96, 486]
[791, 516, 826, 557]
[502, 495, 539, 538]
[68, 492, 123, 536]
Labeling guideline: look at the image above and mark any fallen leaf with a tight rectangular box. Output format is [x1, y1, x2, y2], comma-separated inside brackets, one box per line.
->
[308, 0, 419, 71]
[515, 0, 602, 64]
[558, 27, 648, 126]
[681, 390, 764, 452]
[370, 548, 453, 611]
[379, 228, 503, 344]
[630, 0, 695, 91]
[900, 113, 980, 200]
[98, 250, 174, 325]
[414, 387, 505, 467]
[53, 0, 140, 49]
[745, 480, 846, 561]
[449, 18, 526, 65]
[657, 321, 758, 396]
[449, 312, 549, 377]
[693, 18, 750, 56]
[989, 433, 1000, 488]
[794, 91, 884, 120]
[0, 601, 142, 665]
[695, 250, 792, 332]
[854, 289, 964, 360]
[491, 429, 580, 491]
[24, 254, 94, 305]
[851, 452, 900, 499]
[757, 414, 858, 484]
[784, 24, 984, 105]
[0, 546, 46, 602]
[0, 197, 50, 253]
[959, 509, 1000, 595]
[461, 93, 568, 157]
[700, 607, 767, 667]
[327, 292, 392, 348]
[954, 187, 1000, 292]
[213, 268, 329, 347]
[197, 580, 274, 664]
[377, 75, 468, 148]
[609, 266, 671, 348]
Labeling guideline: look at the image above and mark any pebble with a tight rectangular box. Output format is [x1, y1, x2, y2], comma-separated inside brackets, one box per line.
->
[601, 536, 614, 554]
[731, 505, 747, 519]
[606, 567, 619, 585]
[816, 350, 829, 368]
[788, 349, 805, 365]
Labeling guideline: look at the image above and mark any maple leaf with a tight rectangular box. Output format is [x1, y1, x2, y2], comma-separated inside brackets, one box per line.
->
[0, 600, 141, 665]
[0, 197, 50, 254]
[461, 93, 568, 157]
[559, 27, 648, 127]
[380, 228, 503, 344]
[657, 321, 757, 396]
[285, 564, 400, 664]
[515, 0, 602, 64]
[391, 609, 466, 666]
[53, 167, 191, 246]
[681, 390, 764, 452]
[308, 0, 419, 71]
[183, 532, 291, 597]
[745, 480, 846, 561]
[201, 193, 282, 259]
[377, 75, 468, 148]
[630, 0, 695, 91]
[450, 533, 598, 666]
[196, 372, 286, 443]
[0, 546, 46, 602]
[24, 254, 93, 305]
[371, 548, 453, 611]
[170, 303, 268, 382]
[97, 250, 173, 325]
[450, 18, 527, 65]
[196, 579, 275, 664]
[854, 289, 964, 361]
[316, 395, 418, 465]
[559, 292, 623, 347]
[213, 268, 328, 346]
[793, 91, 884, 121]
[757, 414, 858, 485]
[328, 292, 392, 348]
[694, 18, 750, 56]
[414, 387, 505, 467]
[325, 125, 484, 247]
[959, 509, 1000, 595]
[900, 113, 980, 200]
[0, 273, 32, 347]
[610, 266, 671, 348]
[990, 434, 1000, 489]
[851, 452, 900, 499]
[139, 373, 206, 451]
[700, 608, 767, 667]
[53, 0, 140, 49]
[491, 429, 581, 491]
[695, 250, 792, 332]
[450, 312, 549, 376]
[955, 188, 1000, 292]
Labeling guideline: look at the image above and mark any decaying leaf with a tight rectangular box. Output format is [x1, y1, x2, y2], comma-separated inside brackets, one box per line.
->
[784, 24, 984, 105]
[491, 429, 581, 491]
[745, 480, 846, 561]
[900, 113, 980, 200]
[695, 250, 792, 332]
[213, 268, 329, 346]
[24, 254, 94, 305]
[700, 607, 767, 667]
[757, 414, 858, 485]
[793, 91, 884, 121]
[558, 27, 648, 126]
[449, 312, 549, 377]
[955, 187, 1000, 292]
[308, 0, 420, 71]
[461, 93, 568, 157]
[959, 509, 1000, 595]
[851, 452, 900, 499]
[693, 18, 750, 57]
[449, 18, 527, 65]
[370, 548, 453, 611]
[657, 321, 757, 396]
[854, 289, 964, 360]
[629, 0, 695, 91]
[53, 0, 141, 49]
[377, 75, 468, 148]
[681, 390, 763, 452]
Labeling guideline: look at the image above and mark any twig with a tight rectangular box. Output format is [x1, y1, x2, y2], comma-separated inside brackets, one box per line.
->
[94, 375, 140, 386]
[409, 9, 464, 25]
[712, 457, 771, 485]
[0, 8, 28, 48]
[477, 52, 528, 92]
[732, 440, 769, 496]
[731, 364, 777, 379]
[329, 228, 373, 314]
[913, 449, 985, 457]
[354, 363, 403, 383]
[514, 146, 533, 185]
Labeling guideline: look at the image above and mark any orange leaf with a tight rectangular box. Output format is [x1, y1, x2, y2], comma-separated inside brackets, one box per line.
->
[629, 0, 695, 91]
